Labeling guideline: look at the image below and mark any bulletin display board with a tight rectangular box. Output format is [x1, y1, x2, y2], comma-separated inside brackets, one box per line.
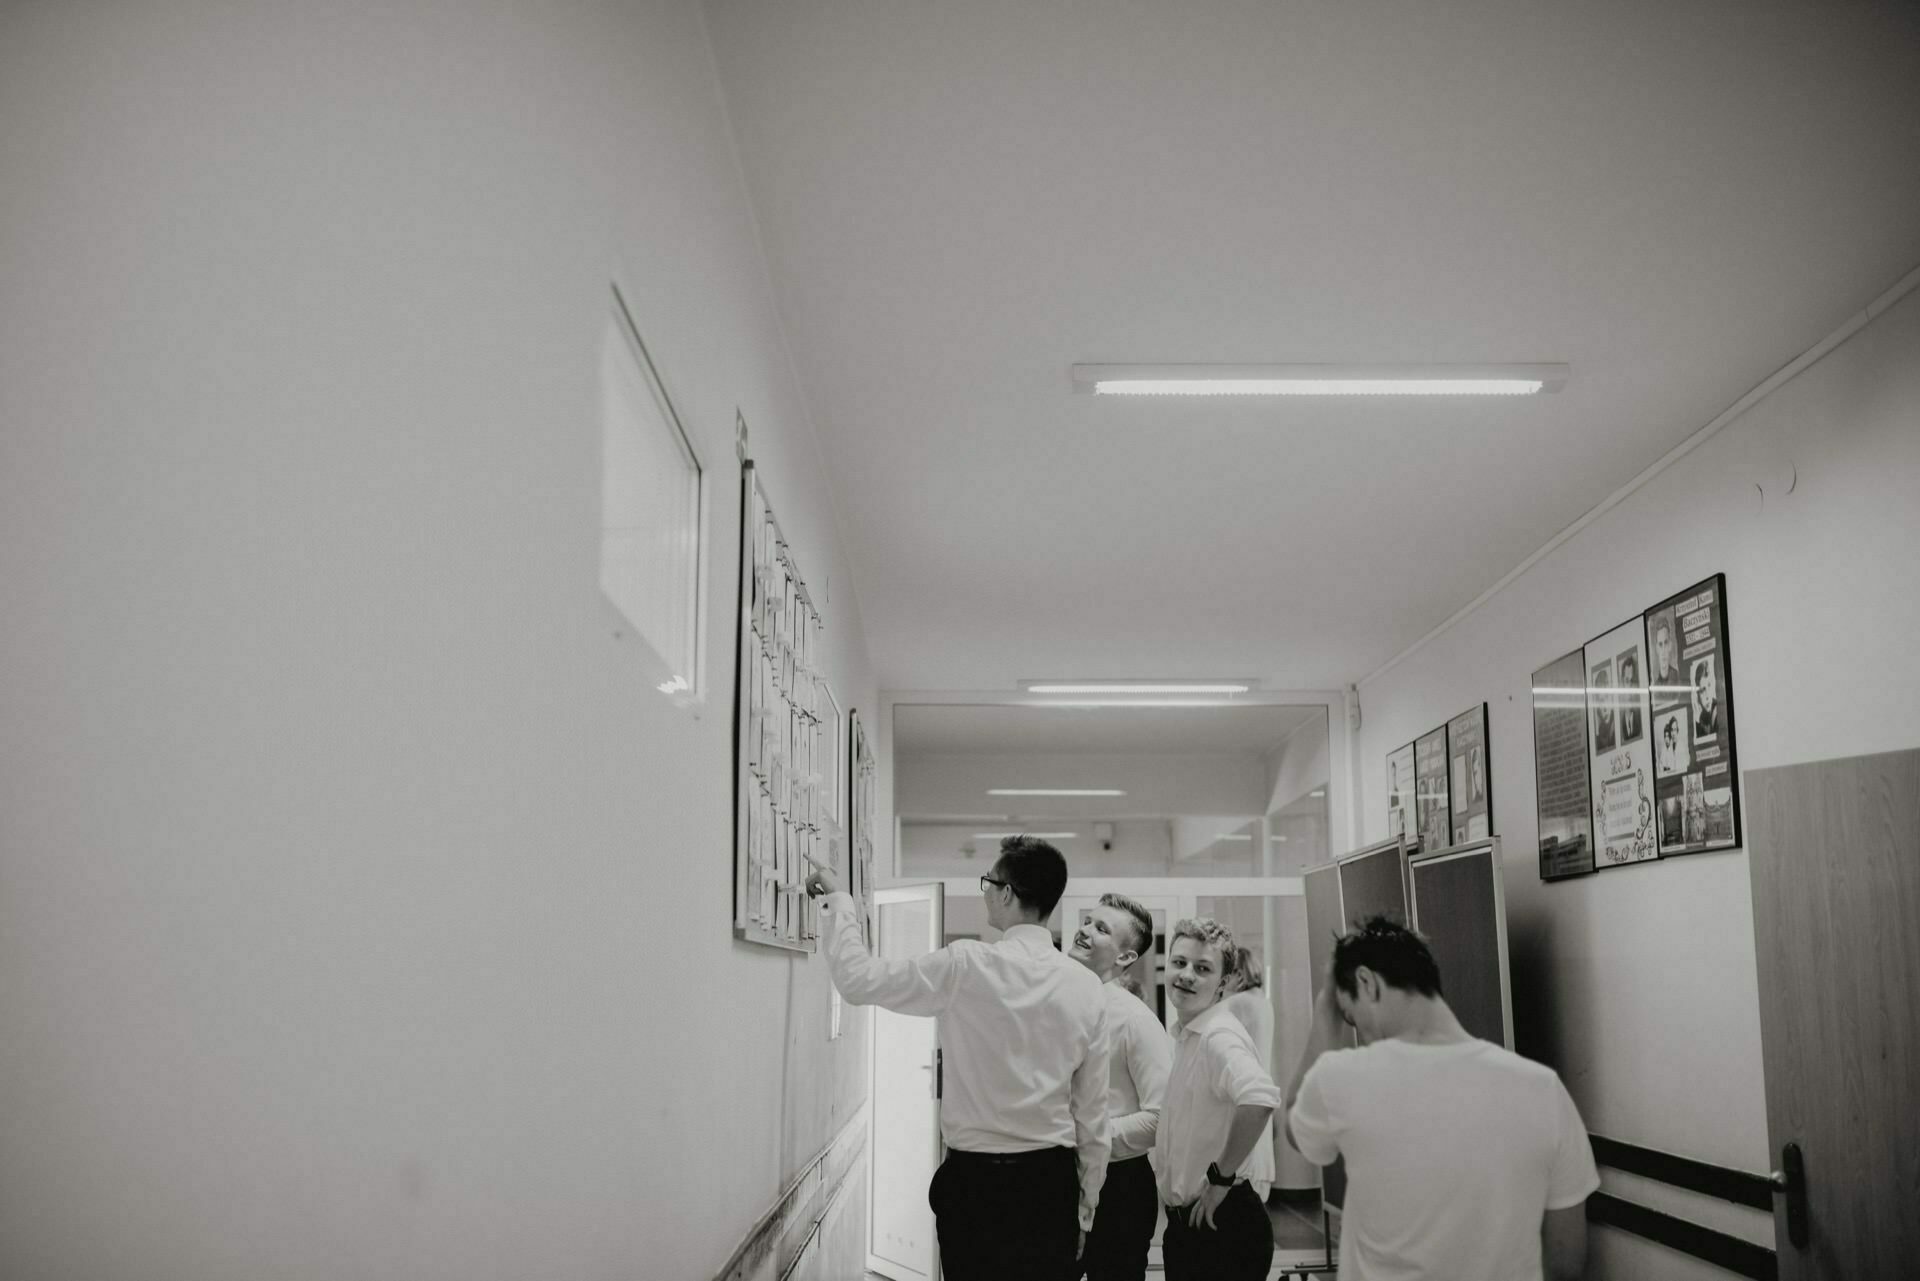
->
[1407, 838, 1514, 1048]
[1303, 835, 1414, 1214]
[734, 460, 837, 952]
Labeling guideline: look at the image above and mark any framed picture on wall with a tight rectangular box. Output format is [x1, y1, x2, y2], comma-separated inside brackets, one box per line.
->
[1585, 615, 1658, 868]
[1646, 574, 1742, 856]
[1413, 725, 1451, 854]
[1532, 648, 1597, 881]
[1446, 703, 1492, 843]
[1386, 742, 1417, 846]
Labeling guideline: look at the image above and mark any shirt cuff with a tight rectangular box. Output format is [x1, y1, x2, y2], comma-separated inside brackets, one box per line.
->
[821, 890, 856, 913]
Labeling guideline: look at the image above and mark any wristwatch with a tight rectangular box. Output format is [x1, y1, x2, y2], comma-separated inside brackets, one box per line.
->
[1205, 1161, 1237, 1188]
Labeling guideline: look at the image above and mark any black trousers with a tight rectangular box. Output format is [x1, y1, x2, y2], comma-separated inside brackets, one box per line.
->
[1079, 1154, 1157, 1281]
[1161, 1182, 1275, 1281]
[930, 1146, 1079, 1281]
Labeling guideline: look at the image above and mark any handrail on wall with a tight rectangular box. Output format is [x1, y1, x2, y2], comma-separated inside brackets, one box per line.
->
[1586, 1133, 1785, 1281]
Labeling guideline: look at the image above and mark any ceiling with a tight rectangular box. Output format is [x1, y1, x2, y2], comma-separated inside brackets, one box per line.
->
[706, 1, 1920, 690]
[893, 701, 1324, 755]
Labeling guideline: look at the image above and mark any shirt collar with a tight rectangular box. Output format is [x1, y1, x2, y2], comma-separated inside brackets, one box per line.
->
[1177, 1001, 1238, 1038]
[1001, 923, 1057, 954]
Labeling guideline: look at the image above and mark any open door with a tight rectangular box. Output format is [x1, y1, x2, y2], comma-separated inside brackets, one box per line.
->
[866, 883, 945, 1281]
[1747, 748, 1920, 1279]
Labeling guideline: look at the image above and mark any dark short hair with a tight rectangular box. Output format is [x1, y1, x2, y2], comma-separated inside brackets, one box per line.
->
[1332, 916, 1442, 998]
[1098, 892, 1153, 955]
[996, 836, 1069, 918]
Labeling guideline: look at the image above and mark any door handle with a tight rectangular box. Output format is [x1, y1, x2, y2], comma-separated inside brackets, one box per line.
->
[1769, 1142, 1807, 1249]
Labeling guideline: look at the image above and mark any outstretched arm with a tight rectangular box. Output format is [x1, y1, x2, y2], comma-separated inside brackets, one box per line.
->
[808, 854, 961, 1014]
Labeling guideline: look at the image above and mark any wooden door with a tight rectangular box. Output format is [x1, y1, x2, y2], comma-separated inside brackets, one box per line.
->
[1747, 748, 1920, 1280]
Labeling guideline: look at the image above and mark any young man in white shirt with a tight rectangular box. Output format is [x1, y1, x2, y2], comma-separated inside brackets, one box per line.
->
[1152, 917, 1280, 1281]
[1285, 917, 1598, 1281]
[1066, 893, 1171, 1281]
[807, 836, 1110, 1281]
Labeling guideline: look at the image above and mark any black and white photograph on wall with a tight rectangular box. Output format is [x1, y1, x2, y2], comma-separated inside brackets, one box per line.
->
[1589, 659, 1617, 754]
[1691, 655, 1721, 740]
[1653, 707, 1690, 777]
[1647, 605, 1686, 695]
[1586, 616, 1658, 867]
[1446, 703, 1492, 843]
[1532, 649, 1596, 881]
[1414, 724, 1451, 854]
[1616, 650, 1645, 743]
[1646, 573, 1743, 856]
[1386, 742, 1417, 844]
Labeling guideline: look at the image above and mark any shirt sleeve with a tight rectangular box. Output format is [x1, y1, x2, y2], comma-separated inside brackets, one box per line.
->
[1110, 1004, 1171, 1156]
[1545, 1078, 1602, 1209]
[820, 891, 963, 1015]
[1069, 993, 1113, 1232]
[1286, 1055, 1343, 1167]
[1207, 1027, 1281, 1109]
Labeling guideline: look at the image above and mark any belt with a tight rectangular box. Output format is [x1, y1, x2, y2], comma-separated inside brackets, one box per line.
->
[945, 1146, 1074, 1166]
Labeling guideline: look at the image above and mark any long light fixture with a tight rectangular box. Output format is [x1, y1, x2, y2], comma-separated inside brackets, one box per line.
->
[987, 788, 1125, 797]
[1022, 679, 1252, 695]
[1072, 363, 1568, 397]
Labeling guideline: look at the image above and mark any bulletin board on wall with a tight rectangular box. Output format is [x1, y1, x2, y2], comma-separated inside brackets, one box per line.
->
[1407, 838, 1513, 1048]
[1531, 572, 1743, 881]
[1302, 834, 1414, 1215]
[734, 459, 837, 952]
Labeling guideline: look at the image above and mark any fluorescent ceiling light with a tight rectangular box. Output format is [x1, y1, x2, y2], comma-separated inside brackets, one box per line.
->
[1072, 363, 1568, 396]
[1216, 833, 1253, 842]
[972, 832, 1078, 840]
[987, 788, 1126, 797]
[1310, 790, 1326, 798]
[1022, 680, 1252, 695]
[1026, 699, 1247, 708]
[1530, 686, 1693, 698]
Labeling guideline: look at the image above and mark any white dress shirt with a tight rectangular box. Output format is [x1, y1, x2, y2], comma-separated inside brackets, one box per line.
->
[1153, 1000, 1282, 1206]
[1225, 990, 1277, 1194]
[1103, 981, 1171, 1162]
[821, 892, 1112, 1230]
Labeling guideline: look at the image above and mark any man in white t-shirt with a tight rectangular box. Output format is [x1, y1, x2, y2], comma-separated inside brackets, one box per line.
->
[1284, 918, 1598, 1281]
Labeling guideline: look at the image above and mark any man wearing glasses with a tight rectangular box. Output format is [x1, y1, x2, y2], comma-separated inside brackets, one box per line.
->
[807, 835, 1111, 1281]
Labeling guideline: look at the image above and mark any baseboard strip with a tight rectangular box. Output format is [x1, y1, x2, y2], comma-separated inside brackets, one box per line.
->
[713, 1106, 870, 1281]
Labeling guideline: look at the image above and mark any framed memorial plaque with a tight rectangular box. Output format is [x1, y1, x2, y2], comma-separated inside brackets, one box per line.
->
[1446, 704, 1492, 844]
[1386, 742, 1417, 846]
[1532, 649, 1595, 880]
[1646, 574, 1742, 855]
[1585, 616, 1657, 868]
[1413, 725, 1451, 854]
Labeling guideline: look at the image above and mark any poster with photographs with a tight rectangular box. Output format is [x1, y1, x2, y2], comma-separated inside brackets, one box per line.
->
[1413, 725, 1452, 854]
[1585, 616, 1658, 867]
[1532, 649, 1596, 880]
[1447, 704, 1492, 843]
[1385, 742, 1417, 845]
[1646, 574, 1741, 855]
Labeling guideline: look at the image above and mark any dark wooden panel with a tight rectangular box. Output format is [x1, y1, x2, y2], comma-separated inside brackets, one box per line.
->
[1301, 863, 1350, 1212]
[1748, 748, 1920, 1281]
[1409, 849, 1509, 1047]
[1336, 845, 1408, 930]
